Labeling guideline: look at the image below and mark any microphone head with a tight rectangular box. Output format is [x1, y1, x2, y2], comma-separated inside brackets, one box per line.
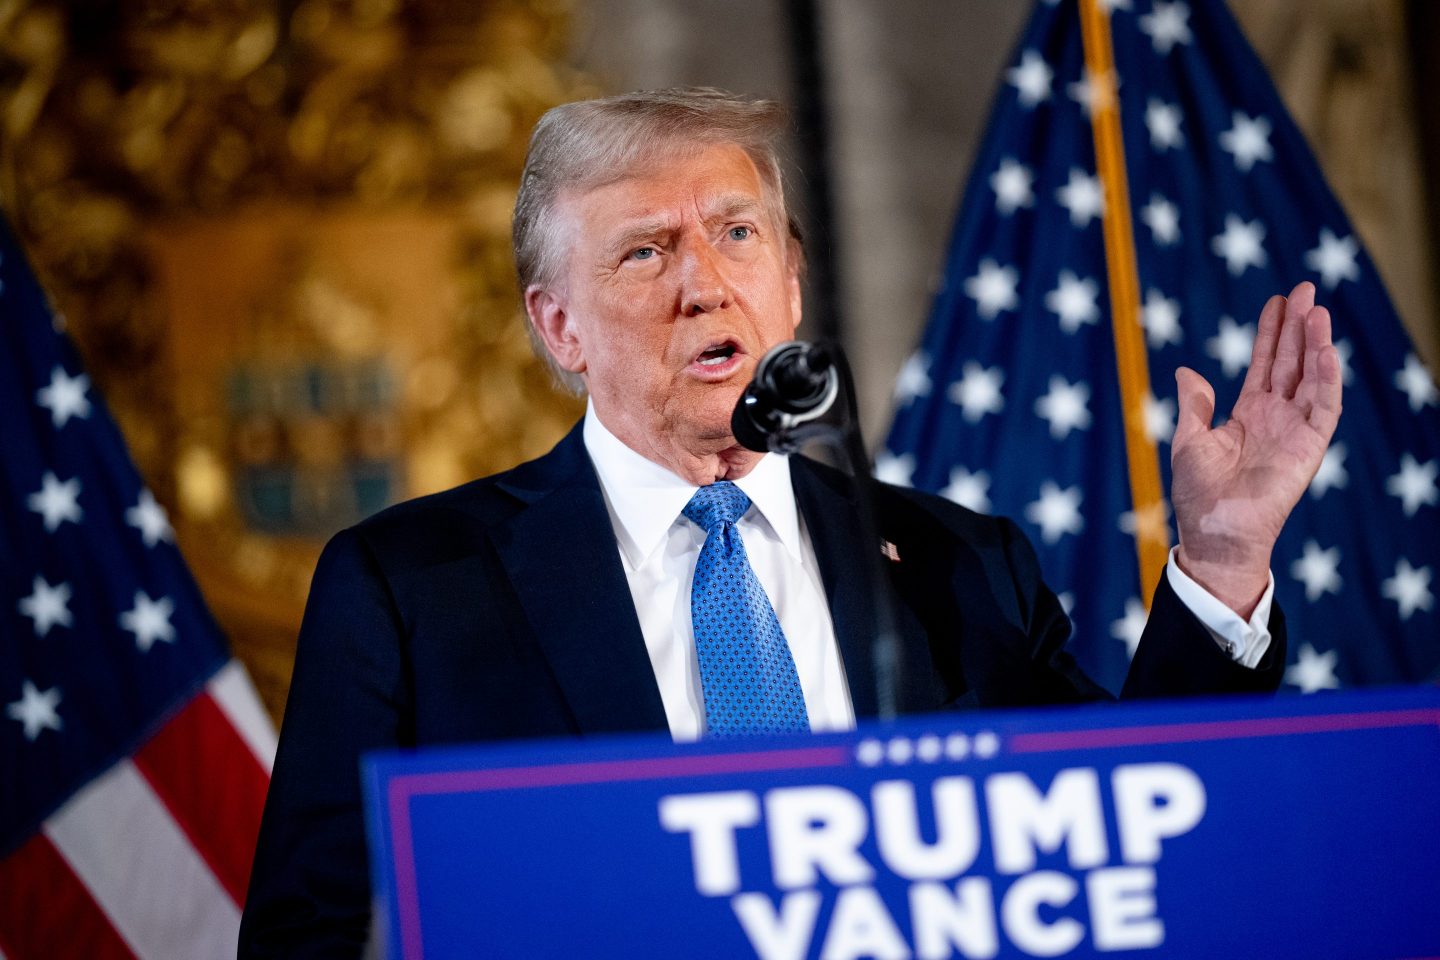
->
[767, 346, 834, 412]
[730, 390, 774, 453]
[730, 340, 840, 453]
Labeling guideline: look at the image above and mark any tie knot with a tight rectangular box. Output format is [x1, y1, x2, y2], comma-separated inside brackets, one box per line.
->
[683, 481, 752, 533]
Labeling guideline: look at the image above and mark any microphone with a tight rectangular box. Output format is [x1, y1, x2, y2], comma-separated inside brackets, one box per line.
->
[731, 340, 840, 453]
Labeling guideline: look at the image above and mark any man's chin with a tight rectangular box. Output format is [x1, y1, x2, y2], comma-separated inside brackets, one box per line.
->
[669, 410, 743, 457]
[675, 382, 745, 432]
[686, 424, 740, 452]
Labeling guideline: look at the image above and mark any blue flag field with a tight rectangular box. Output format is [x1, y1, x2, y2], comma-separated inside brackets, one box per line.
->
[883, 0, 1439, 694]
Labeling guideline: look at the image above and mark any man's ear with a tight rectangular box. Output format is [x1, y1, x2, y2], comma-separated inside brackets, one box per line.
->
[785, 252, 804, 334]
[525, 285, 586, 374]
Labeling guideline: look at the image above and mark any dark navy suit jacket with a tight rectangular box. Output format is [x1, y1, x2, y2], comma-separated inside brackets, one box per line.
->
[238, 422, 1285, 957]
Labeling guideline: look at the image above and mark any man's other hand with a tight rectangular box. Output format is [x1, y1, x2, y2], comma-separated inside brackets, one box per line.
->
[1170, 281, 1343, 618]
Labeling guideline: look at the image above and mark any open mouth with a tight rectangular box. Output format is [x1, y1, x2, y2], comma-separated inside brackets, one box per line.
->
[695, 341, 740, 367]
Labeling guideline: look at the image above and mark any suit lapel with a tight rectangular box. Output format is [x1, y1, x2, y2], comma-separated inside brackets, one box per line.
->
[791, 457, 937, 719]
[493, 425, 669, 735]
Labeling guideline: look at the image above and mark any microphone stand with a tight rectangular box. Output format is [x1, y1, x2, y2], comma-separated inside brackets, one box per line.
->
[761, 341, 902, 722]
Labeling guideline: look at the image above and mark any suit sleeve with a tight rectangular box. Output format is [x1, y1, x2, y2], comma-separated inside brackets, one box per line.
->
[239, 528, 411, 959]
[996, 517, 1286, 701]
[1121, 565, 1287, 697]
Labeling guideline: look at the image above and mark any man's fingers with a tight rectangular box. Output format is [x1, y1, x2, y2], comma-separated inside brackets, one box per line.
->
[1298, 304, 1333, 393]
[1270, 281, 1315, 398]
[1240, 294, 1286, 396]
[1302, 307, 1343, 439]
[1173, 366, 1216, 447]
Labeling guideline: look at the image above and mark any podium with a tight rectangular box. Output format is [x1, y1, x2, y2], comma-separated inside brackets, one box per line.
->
[363, 687, 1440, 959]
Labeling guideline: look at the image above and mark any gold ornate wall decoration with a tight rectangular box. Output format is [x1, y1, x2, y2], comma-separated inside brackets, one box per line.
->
[0, 0, 593, 721]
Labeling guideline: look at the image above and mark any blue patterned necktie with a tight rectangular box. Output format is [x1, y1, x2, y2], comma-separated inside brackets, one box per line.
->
[683, 481, 809, 737]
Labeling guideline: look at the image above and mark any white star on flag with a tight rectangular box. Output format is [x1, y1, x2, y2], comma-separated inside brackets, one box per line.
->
[1139, 1, 1193, 54]
[990, 158, 1035, 215]
[1206, 315, 1255, 378]
[892, 352, 932, 406]
[1304, 228, 1360, 289]
[1007, 50, 1053, 108]
[941, 466, 992, 513]
[1309, 442, 1348, 499]
[1045, 270, 1101, 333]
[1056, 168, 1105, 228]
[964, 259, 1020, 320]
[27, 471, 83, 532]
[1035, 376, 1093, 439]
[19, 575, 74, 637]
[874, 452, 915, 488]
[1110, 597, 1147, 659]
[126, 488, 175, 547]
[1382, 558, 1434, 621]
[1145, 99, 1184, 150]
[947, 362, 1006, 422]
[1140, 193, 1181, 246]
[1118, 499, 1172, 547]
[7, 680, 63, 741]
[1143, 392, 1176, 444]
[1025, 481, 1085, 544]
[1394, 353, 1437, 411]
[35, 366, 92, 428]
[1212, 214, 1267, 275]
[1386, 454, 1438, 516]
[1067, 69, 1117, 119]
[1218, 112, 1274, 172]
[1291, 540, 1343, 602]
[1335, 338, 1354, 385]
[119, 591, 177, 652]
[1286, 644, 1340, 693]
[1141, 288, 1183, 348]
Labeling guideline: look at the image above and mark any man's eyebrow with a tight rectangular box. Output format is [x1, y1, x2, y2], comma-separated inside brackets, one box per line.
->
[703, 195, 766, 224]
[606, 216, 677, 253]
[603, 196, 768, 253]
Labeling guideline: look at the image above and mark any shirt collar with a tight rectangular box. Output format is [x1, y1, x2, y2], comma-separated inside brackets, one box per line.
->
[582, 402, 805, 568]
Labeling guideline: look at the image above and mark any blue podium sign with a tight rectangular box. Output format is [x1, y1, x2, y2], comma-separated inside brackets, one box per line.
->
[363, 688, 1440, 959]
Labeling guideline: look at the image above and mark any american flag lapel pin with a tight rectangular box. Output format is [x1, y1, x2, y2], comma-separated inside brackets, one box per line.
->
[880, 539, 901, 563]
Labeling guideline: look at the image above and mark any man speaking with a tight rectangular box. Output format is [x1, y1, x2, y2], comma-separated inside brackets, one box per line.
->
[239, 88, 1341, 955]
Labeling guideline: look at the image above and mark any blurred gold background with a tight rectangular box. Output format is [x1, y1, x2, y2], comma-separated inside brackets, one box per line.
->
[0, 0, 589, 719]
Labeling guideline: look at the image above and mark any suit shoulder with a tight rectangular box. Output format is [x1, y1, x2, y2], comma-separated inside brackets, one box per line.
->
[353, 472, 512, 537]
[793, 453, 1024, 553]
[881, 481, 1017, 545]
[327, 458, 541, 575]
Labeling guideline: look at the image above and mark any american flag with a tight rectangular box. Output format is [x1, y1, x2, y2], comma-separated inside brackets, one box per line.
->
[0, 215, 275, 957]
[883, 0, 1439, 695]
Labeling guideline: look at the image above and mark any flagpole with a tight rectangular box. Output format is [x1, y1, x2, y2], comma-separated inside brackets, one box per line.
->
[1077, 0, 1171, 608]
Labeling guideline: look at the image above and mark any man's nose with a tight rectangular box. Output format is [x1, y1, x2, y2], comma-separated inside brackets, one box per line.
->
[679, 243, 732, 317]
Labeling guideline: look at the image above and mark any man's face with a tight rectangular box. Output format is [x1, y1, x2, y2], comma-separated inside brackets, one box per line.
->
[530, 142, 803, 476]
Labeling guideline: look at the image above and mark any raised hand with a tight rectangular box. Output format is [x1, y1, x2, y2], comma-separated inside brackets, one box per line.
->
[1169, 281, 1343, 618]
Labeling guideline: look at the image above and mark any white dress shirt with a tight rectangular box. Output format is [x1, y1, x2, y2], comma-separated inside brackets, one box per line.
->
[581, 405, 1273, 741]
[583, 405, 854, 741]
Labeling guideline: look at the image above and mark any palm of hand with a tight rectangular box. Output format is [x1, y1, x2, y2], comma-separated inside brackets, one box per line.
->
[1169, 283, 1343, 613]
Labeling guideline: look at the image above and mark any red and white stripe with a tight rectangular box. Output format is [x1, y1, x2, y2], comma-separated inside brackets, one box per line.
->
[0, 661, 275, 959]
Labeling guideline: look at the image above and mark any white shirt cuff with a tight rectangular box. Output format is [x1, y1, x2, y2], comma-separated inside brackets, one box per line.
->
[1164, 546, 1274, 669]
